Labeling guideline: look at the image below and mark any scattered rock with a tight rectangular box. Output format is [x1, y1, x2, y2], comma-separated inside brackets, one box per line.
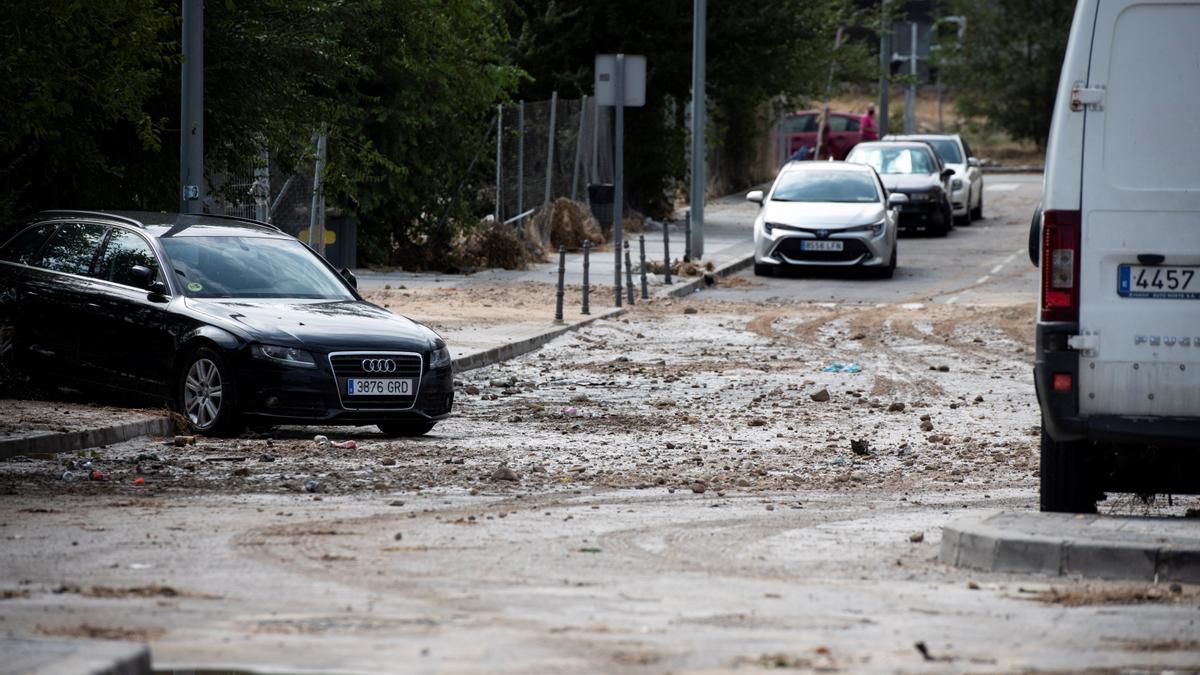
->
[388, 500, 405, 507]
[909, 531, 925, 543]
[304, 479, 323, 493]
[748, 418, 767, 427]
[810, 389, 831, 403]
[393, 532, 403, 541]
[850, 439, 871, 456]
[683, 307, 698, 315]
[491, 463, 520, 482]
[920, 421, 934, 432]
[887, 402, 905, 412]
[967, 580, 980, 590]
[232, 467, 250, 477]
[258, 454, 276, 462]
[690, 481, 708, 494]
[381, 458, 397, 466]
[173, 435, 196, 447]
[974, 395, 984, 403]
[465, 385, 480, 395]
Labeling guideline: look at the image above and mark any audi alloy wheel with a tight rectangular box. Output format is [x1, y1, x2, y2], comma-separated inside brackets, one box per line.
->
[179, 347, 240, 436]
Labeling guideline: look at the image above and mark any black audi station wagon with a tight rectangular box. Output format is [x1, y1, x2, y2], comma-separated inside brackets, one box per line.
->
[0, 211, 453, 436]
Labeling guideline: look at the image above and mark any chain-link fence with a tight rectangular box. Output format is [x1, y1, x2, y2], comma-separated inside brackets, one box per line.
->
[495, 95, 613, 224]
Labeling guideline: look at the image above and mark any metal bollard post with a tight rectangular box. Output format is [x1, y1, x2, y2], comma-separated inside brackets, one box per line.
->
[581, 240, 591, 315]
[639, 235, 648, 300]
[624, 242, 635, 305]
[663, 220, 673, 284]
[684, 209, 693, 262]
[554, 245, 566, 323]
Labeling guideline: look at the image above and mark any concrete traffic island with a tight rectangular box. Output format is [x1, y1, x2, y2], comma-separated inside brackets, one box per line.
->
[940, 510, 1200, 583]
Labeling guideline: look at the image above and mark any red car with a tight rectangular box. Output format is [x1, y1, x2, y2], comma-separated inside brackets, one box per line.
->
[782, 111, 866, 161]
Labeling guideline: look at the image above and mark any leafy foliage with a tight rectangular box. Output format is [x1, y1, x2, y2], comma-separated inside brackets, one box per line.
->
[939, 0, 1076, 148]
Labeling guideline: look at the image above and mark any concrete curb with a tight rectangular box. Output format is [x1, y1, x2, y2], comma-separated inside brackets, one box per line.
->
[663, 252, 757, 299]
[1, 637, 151, 675]
[983, 165, 1043, 174]
[0, 417, 174, 460]
[940, 511, 1200, 583]
[451, 307, 625, 373]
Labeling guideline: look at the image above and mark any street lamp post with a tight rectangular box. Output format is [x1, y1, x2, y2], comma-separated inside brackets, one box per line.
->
[180, 0, 204, 213]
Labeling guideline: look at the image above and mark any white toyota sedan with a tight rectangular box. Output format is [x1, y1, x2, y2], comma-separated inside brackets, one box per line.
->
[747, 161, 906, 278]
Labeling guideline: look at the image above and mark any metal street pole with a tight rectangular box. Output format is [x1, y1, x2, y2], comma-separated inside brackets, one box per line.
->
[180, 0, 204, 214]
[905, 21, 917, 134]
[544, 91, 558, 206]
[878, 0, 890, 137]
[613, 54, 626, 307]
[309, 133, 327, 256]
[494, 104, 503, 224]
[517, 101, 524, 218]
[689, 0, 706, 259]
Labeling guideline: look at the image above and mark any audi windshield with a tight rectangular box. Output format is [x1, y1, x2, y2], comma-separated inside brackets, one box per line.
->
[161, 236, 354, 300]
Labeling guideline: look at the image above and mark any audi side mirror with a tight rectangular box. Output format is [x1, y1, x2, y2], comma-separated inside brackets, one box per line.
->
[130, 265, 154, 287]
[340, 267, 358, 289]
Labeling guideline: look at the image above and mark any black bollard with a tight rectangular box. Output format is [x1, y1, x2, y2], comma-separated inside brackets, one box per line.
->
[554, 245, 566, 323]
[663, 220, 673, 284]
[684, 209, 692, 262]
[639, 234, 648, 300]
[581, 240, 591, 315]
[624, 242, 635, 306]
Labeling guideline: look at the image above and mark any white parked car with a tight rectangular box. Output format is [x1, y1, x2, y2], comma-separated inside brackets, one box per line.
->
[747, 161, 905, 278]
[886, 133, 984, 224]
[1033, 0, 1200, 512]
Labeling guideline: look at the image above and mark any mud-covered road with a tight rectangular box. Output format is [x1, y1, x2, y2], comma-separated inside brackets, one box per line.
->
[2, 174, 1199, 673]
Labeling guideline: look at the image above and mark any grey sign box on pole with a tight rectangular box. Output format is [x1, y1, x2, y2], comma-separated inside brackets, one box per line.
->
[594, 55, 647, 107]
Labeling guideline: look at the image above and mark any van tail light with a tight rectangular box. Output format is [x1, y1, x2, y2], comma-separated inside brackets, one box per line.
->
[1041, 209, 1081, 322]
[1052, 373, 1073, 393]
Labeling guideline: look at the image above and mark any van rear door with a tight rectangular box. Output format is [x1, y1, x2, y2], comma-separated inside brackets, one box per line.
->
[1078, 0, 1200, 417]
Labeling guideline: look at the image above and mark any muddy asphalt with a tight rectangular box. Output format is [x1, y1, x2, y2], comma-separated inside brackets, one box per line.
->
[2, 173, 1199, 673]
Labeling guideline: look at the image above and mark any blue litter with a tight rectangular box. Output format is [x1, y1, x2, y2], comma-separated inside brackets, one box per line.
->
[822, 362, 862, 373]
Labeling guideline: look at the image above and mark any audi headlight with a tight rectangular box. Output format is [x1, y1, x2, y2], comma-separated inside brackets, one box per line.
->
[951, 178, 963, 191]
[252, 344, 316, 368]
[429, 345, 451, 369]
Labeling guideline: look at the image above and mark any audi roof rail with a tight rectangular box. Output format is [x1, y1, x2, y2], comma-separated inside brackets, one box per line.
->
[197, 212, 283, 232]
[33, 210, 147, 229]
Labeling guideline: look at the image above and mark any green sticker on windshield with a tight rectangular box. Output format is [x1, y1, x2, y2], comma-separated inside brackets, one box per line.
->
[187, 282, 203, 293]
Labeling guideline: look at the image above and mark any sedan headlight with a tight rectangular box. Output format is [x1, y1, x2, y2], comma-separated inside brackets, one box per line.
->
[845, 220, 887, 236]
[252, 344, 317, 368]
[429, 345, 452, 369]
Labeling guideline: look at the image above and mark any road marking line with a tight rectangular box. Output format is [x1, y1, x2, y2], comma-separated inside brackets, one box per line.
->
[900, 302, 925, 310]
[1004, 253, 1018, 264]
[990, 264, 1004, 275]
[976, 275, 990, 285]
[986, 183, 1019, 192]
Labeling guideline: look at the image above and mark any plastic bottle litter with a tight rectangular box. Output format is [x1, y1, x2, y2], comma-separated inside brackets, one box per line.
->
[330, 440, 357, 450]
[173, 435, 196, 447]
[313, 435, 331, 448]
[132, 476, 146, 486]
[822, 362, 862, 374]
[60, 471, 78, 482]
[89, 470, 108, 481]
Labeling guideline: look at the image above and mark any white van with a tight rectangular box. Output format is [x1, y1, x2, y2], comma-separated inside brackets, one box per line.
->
[1034, 0, 1200, 512]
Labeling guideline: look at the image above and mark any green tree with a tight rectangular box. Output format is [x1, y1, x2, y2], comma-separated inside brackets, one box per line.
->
[940, 0, 1076, 148]
[0, 0, 177, 231]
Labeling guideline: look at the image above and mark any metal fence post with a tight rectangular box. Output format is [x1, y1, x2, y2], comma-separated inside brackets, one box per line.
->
[571, 95, 588, 202]
[684, 209, 693, 262]
[554, 245, 566, 323]
[309, 133, 327, 256]
[581, 240, 591, 315]
[544, 91, 558, 206]
[624, 242, 635, 306]
[495, 104, 503, 224]
[639, 235, 648, 299]
[517, 100, 525, 219]
[663, 221, 673, 284]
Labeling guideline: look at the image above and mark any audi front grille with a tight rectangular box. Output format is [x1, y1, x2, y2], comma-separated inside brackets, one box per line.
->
[328, 351, 423, 410]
